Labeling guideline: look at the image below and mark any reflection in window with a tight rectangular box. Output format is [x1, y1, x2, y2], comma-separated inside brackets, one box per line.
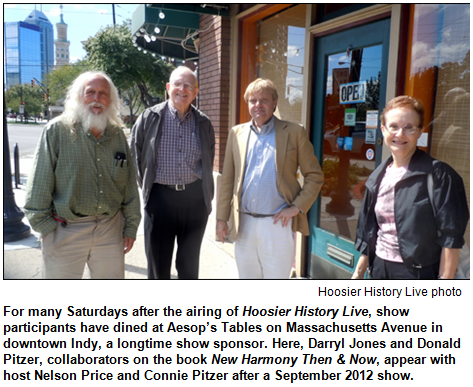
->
[256, 4, 306, 123]
[319, 46, 382, 240]
[405, 4, 470, 245]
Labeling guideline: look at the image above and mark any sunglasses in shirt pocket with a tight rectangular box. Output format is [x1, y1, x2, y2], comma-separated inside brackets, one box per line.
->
[112, 151, 128, 185]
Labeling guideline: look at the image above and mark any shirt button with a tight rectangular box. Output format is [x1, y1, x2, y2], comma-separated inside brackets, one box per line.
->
[99, 175, 102, 178]
[100, 191, 103, 194]
[98, 206, 102, 209]
[97, 159, 100, 162]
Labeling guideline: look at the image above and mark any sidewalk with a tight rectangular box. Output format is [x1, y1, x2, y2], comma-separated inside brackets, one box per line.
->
[3, 158, 239, 280]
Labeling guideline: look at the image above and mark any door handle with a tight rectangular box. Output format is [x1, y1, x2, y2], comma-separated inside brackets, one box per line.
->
[377, 138, 383, 145]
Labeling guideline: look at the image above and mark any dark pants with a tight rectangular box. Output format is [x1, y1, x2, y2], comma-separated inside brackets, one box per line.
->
[372, 256, 439, 280]
[144, 181, 208, 279]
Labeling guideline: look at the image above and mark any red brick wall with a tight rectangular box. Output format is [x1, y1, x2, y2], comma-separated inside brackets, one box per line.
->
[198, 15, 231, 173]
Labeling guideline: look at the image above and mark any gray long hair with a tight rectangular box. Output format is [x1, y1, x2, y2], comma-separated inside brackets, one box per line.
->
[62, 71, 124, 128]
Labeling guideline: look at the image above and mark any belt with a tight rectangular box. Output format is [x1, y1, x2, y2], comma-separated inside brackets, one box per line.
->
[162, 180, 199, 191]
[241, 212, 274, 218]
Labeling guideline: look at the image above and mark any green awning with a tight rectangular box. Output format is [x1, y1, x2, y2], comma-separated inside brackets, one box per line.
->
[147, 4, 229, 17]
[131, 4, 228, 60]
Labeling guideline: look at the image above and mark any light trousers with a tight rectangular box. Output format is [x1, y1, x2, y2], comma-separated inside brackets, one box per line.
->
[42, 212, 125, 279]
[235, 214, 295, 279]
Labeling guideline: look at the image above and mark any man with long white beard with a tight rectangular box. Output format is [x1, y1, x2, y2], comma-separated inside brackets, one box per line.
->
[25, 71, 141, 279]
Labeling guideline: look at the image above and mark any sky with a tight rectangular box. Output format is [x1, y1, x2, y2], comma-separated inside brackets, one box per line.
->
[3, 3, 140, 63]
[411, 4, 470, 72]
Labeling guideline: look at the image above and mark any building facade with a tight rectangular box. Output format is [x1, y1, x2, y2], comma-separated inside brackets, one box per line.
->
[133, 4, 470, 278]
[54, 5, 70, 68]
[23, 9, 54, 79]
[4, 21, 42, 89]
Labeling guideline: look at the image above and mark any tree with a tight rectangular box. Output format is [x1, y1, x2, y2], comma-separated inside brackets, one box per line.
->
[45, 60, 91, 105]
[5, 83, 44, 119]
[83, 21, 173, 109]
[121, 84, 143, 125]
[356, 72, 380, 122]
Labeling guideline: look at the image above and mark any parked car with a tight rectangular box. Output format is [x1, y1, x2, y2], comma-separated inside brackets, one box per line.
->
[323, 121, 375, 160]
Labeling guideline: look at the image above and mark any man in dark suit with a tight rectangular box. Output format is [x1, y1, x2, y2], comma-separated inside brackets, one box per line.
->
[132, 66, 215, 279]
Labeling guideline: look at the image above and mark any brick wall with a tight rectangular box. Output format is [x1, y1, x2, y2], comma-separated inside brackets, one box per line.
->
[197, 15, 231, 173]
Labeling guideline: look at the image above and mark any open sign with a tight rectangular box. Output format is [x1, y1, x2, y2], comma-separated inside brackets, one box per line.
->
[340, 82, 366, 104]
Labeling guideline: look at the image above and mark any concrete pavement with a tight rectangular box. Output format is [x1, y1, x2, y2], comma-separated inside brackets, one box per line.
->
[3, 158, 239, 280]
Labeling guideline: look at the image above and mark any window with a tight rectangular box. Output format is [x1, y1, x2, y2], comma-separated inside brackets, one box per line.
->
[405, 4, 470, 245]
[239, 4, 307, 124]
[256, 5, 306, 124]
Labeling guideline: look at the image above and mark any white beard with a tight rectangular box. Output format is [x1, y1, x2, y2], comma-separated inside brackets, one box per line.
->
[78, 103, 109, 134]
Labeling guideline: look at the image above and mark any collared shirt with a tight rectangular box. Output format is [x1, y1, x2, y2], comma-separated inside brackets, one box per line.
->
[24, 118, 141, 239]
[154, 103, 202, 185]
[240, 116, 287, 215]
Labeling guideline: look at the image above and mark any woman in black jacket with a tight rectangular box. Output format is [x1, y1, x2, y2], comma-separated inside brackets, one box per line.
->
[352, 96, 468, 280]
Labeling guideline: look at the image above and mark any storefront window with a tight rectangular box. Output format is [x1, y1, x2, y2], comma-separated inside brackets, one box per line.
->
[256, 4, 306, 123]
[405, 4, 470, 245]
[239, 4, 306, 124]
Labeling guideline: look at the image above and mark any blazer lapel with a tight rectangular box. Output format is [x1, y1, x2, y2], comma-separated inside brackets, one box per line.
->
[235, 123, 251, 194]
[274, 117, 289, 185]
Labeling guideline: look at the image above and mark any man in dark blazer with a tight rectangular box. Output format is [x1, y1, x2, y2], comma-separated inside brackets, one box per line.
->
[131, 66, 215, 279]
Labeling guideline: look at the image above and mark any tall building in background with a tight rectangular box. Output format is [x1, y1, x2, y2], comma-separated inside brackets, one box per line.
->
[54, 5, 70, 67]
[23, 8, 54, 79]
[4, 21, 42, 89]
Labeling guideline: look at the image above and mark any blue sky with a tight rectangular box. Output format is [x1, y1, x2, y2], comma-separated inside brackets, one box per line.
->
[4, 4, 139, 62]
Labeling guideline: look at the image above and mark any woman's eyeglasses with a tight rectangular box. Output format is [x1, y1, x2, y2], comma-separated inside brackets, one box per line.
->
[385, 124, 420, 135]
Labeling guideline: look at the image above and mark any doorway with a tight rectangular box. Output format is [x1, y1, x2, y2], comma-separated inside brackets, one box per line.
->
[308, 18, 391, 279]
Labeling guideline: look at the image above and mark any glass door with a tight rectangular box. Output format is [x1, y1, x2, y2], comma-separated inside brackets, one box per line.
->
[308, 19, 391, 279]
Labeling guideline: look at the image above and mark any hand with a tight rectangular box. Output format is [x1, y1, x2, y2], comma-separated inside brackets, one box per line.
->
[273, 206, 300, 228]
[438, 247, 460, 279]
[216, 220, 229, 243]
[351, 254, 369, 279]
[123, 237, 135, 254]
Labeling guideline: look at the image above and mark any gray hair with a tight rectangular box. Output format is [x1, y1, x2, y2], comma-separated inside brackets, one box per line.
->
[62, 71, 123, 128]
[169, 66, 197, 85]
